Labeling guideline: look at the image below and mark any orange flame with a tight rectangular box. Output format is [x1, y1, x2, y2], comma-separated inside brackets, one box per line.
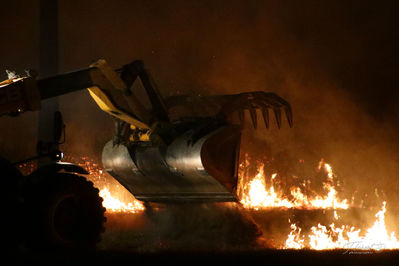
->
[238, 160, 348, 210]
[99, 187, 144, 213]
[66, 156, 145, 214]
[240, 166, 294, 209]
[62, 155, 399, 250]
[284, 202, 399, 250]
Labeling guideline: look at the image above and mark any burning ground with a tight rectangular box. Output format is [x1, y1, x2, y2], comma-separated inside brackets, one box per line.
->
[56, 153, 399, 252]
[2, 0, 399, 259]
[51, 2, 399, 253]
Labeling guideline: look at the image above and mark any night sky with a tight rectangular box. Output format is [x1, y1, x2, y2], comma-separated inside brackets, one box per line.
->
[1, 0, 399, 205]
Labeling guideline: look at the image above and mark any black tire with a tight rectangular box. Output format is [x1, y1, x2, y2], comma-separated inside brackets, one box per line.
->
[23, 173, 106, 250]
[0, 157, 23, 250]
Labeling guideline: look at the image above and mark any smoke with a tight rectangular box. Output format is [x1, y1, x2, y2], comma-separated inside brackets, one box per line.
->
[1, 0, 399, 249]
[100, 203, 266, 251]
[5, 70, 19, 79]
[56, 0, 399, 202]
[44, 0, 399, 245]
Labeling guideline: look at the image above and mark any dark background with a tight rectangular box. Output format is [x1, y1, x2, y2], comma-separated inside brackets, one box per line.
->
[1, 0, 399, 206]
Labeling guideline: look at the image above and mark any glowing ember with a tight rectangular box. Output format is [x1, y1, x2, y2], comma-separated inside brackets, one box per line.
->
[238, 159, 348, 210]
[284, 202, 399, 250]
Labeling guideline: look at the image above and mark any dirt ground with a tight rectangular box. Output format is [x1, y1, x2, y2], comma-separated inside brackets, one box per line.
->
[5, 206, 398, 265]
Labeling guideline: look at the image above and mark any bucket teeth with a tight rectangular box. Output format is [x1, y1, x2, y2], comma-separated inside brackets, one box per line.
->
[273, 108, 282, 129]
[285, 106, 293, 128]
[258, 92, 293, 129]
[249, 108, 258, 129]
[213, 91, 293, 129]
[261, 108, 269, 128]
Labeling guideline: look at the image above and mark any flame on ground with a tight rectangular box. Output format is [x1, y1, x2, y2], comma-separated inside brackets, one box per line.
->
[99, 187, 145, 213]
[238, 156, 399, 250]
[66, 155, 399, 250]
[67, 156, 145, 214]
[284, 202, 399, 250]
[238, 158, 348, 210]
[239, 167, 293, 209]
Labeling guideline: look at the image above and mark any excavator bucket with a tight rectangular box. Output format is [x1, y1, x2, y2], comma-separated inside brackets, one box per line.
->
[103, 91, 292, 202]
[102, 124, 241, 202]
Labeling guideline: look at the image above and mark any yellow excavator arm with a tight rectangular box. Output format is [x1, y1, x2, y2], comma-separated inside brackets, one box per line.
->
[0, 59, 171, 142]
[86, 60, 150, 130]
[0, 59, 293, 202]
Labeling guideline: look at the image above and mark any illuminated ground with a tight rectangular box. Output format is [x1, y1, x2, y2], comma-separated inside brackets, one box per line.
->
[6, 210, 399, 265]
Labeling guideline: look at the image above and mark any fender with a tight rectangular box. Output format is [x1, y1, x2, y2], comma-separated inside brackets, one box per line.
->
[19, 162, 90, 205]
[30, 162, 89, 178]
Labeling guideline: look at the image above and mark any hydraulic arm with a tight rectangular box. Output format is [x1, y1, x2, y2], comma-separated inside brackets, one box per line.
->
[0, 59, 292, 202]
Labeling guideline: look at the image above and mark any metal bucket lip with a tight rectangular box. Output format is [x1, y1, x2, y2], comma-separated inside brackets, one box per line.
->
[134, 192, 238, 203]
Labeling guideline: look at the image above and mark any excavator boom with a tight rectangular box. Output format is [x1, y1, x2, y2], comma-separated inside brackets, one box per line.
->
[0, 59, 292, 202]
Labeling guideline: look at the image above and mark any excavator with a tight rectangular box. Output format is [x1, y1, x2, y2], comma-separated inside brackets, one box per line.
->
[0, 59, 292, 249]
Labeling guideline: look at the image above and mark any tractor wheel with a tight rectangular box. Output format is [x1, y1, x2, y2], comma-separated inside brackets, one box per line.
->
[23, 173, 106, 250]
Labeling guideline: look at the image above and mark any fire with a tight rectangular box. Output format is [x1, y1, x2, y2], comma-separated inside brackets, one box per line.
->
[284, 202, 399, 250]
[238, 159, 348, 210]
[238, 156, 399, 250]
[285, 224, 305, 249]
[65, 156, 145, 214]
[99, 187, 144, 213]
[53, 155, 399, 251]
[240, 167, 294, 209]
[307, 163, 348, 209]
